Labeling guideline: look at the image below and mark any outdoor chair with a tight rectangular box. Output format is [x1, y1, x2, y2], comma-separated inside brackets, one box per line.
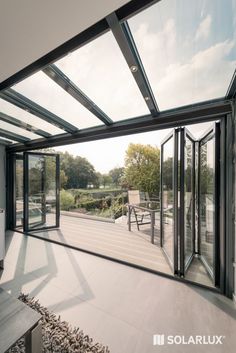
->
[127, 190, 151, 230]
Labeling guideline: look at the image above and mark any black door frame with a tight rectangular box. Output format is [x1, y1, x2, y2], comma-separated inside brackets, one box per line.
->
[160, 129, 179, 274]
[179, 127, 196, 276]
[6, 151, 60, 233]
[23, 151, 60, 232]
[197, 123, 220, 286]
[161, 121, 223, 290]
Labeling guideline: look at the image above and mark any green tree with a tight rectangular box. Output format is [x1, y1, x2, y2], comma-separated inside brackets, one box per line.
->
[60, 169, 68, 190]
[162, 157, 173, 190]
[100, 174, 112, 188]
[108, 167, 124, 187]
[60, 152, 98, 189]
[124, 143, 160, 196]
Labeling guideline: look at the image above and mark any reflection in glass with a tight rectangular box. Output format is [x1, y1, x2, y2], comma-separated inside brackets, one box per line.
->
[27, 154, 57, 230]
[162, 136, 174, 264]
[184, 136, 194, 266]
[199, 136, 214, 275]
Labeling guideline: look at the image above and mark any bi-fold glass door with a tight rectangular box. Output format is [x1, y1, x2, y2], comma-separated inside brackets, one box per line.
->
[179, 128, 196, 275]
[12, 152, 60, 232]
[198, 125, 220, 282]
[160, 123, 220, 284]
[160, 130, 178, 273]
[24, 152, 60, 232]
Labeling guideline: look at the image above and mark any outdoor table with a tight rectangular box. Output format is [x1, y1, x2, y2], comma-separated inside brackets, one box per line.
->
[0, 288, 42, 353]
[127, 202, 159, 244]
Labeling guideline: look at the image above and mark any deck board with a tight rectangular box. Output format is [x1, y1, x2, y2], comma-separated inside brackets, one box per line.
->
[28, 214, 214, 287]
[29, 215, 172, 275]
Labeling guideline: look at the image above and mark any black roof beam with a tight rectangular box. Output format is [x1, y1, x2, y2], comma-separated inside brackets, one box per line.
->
[116, 0, 160, 22]
[106, 13, 159, 116]
[226, 69, 236, 99]
[0, 111, 51, 138]
[43, 64, 113, 126]
[0, 128, 30, 143]
[6, 98, 231, 153]
[0, 89, 78, 134]
[0, 138, 12, 145]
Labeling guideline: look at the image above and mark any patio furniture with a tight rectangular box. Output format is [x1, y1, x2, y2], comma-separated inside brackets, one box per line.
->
[127, 190, 159, 244]
[0, 287, 42, 353]
[127, 202, 159, 244]
[127, 190, 151, 229]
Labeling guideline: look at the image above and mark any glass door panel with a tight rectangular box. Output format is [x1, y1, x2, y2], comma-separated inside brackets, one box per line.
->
[24, 152, 60, 232]
[160, 132, 176, 270]
[183, 131, 195, 270]
[15, 156, 24, 227]
[199, 130, 216, 279]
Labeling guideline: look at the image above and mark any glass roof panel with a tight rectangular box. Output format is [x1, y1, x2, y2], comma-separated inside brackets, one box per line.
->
[0, 136, 14, 144]
[0, 120, 39, 140]
[13, 71, 102, 129]
[129, 0, 236, 110]
[0, 98, 64, 135]
[56, 31, 149, 121]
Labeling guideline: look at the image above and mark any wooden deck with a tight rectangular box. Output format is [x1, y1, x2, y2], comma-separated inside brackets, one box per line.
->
[29, 215, 172, 275]
[27, 214, 213, 287]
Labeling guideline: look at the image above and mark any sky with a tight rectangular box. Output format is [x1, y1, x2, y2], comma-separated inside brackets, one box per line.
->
[54, 121, 214, 173]
[0, 0, 235, 172]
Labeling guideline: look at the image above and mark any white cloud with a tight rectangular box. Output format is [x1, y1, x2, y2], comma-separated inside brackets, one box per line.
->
[131, 17, 236, 110]
[195, 15, 212, 41]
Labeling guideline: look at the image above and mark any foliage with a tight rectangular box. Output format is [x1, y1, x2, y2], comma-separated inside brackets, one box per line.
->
[60, 190, 75, 211]
[162, 157, 173, 190]
[124, 143, 160, 196]
[77, 198, 110, 211]
[60, 169, 68, 189]
[60, 152, 99, 189]
[99, 174, 113, 188]
[110, 193, 128, 219]
[75, 192, 128, 219]
[108, 167, 124, 187]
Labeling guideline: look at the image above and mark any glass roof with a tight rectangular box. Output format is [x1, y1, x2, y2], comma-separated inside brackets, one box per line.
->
[56, 30, 149, 121]
[13, 71, 102, 129]
[0, 136, 15, 144]
[129, 0, 236, 110]
[0, 0, 235, 146]
[0, 120, 39, 140]
[0, 98, 64, 135]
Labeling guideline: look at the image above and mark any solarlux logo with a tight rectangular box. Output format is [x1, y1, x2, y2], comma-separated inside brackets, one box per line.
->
[153, 334, 226, 346]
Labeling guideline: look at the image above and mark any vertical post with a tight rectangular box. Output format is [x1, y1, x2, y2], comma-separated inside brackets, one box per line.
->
[151, 210, 155, 244]
[224, 114, 234, 297]
[197, 141, 201, 256]
[173, 129, 179, 275]
[23, 153, 29, 232]
[160, 144, 163, 247]
[128, 205, 131, 231]
[179, 128, 185, 276]
[6, 152, 15, 230]
[41, 156, 46, 225]
[56, 154, 60, 228]
[192, 140, 196, 254]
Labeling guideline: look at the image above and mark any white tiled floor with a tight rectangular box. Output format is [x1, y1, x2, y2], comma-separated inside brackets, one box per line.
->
[1, 230, 236, 353]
